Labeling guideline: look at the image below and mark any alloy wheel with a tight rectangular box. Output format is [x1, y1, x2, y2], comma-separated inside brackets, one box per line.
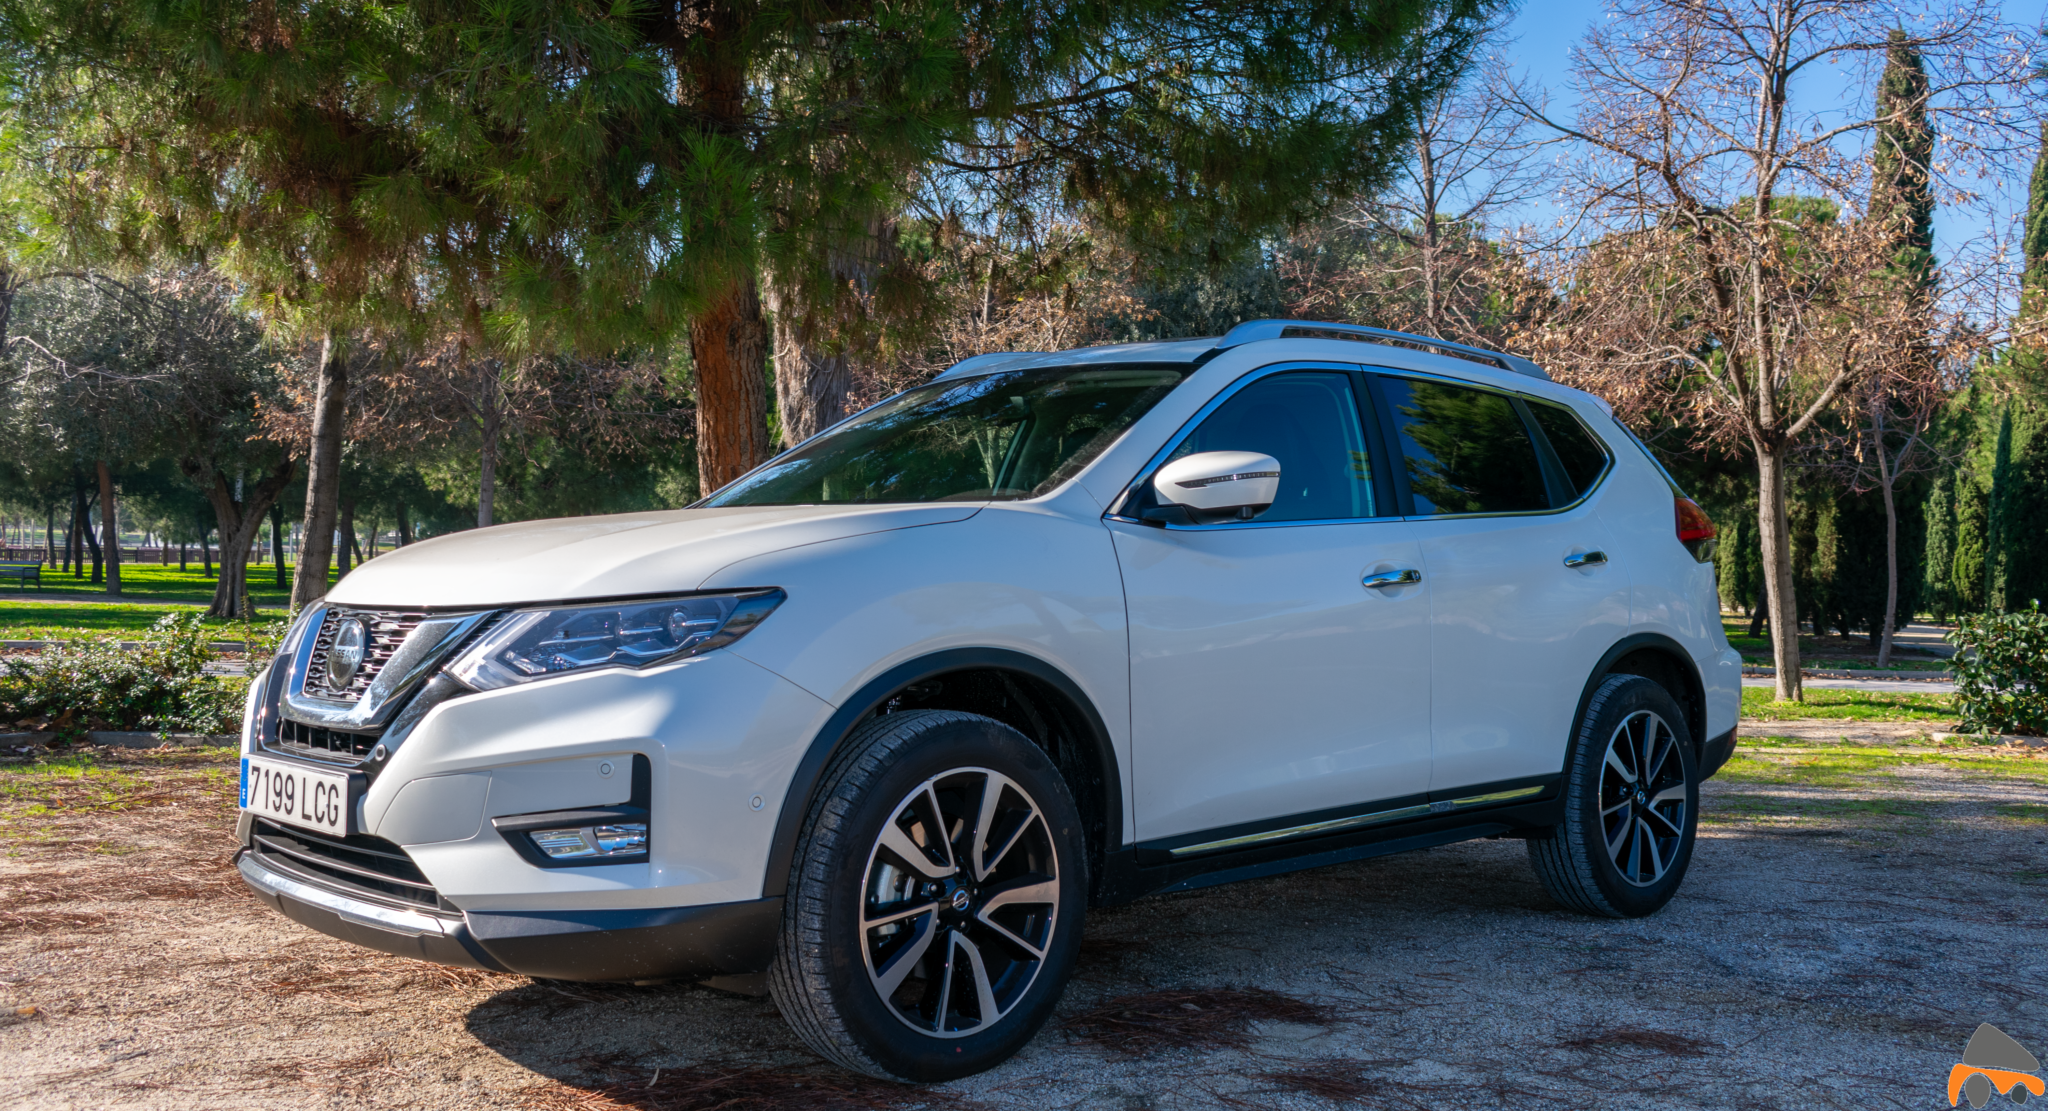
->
[1599, 710, 1689, 887]
[859, 767, 1059, 1037]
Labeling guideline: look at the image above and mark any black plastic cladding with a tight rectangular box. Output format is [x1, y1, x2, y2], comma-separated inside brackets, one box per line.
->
[761, 648, 1123, 903]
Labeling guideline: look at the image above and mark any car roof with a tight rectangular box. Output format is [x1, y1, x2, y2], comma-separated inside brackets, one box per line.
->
[929, 319, 1551, 384]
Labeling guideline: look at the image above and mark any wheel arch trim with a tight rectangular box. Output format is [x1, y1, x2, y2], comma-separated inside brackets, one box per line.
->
[1572, 633, 1708, 763]
[761, 647, 1123, 899]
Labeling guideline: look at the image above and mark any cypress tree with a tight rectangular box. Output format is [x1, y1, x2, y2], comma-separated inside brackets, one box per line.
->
[1986, 407, 2013, 610]
[1871, 29, 1936, 304]
[2024, 120, 2048, 312]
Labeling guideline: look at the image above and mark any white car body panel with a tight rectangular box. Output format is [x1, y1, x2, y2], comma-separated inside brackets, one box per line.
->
[360, 651, 830, 909]
[326, 503, 982, 608]
[1110, 516, 1432, 840]
[1409, 498, 1631, 791]
[705, 487, 1136, 842]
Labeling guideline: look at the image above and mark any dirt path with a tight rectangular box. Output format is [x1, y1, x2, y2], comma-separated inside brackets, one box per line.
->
[2, 742, 2043, 1110]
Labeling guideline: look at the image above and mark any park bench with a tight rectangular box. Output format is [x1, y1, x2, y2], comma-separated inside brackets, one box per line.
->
[0, 561, 43, 590]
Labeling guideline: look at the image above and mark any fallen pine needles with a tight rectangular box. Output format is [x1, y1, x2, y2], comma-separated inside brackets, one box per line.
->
[519, 1063, 968, 1111]
[1064, 987, 1335, 1056]
[1558, 1026, 1712, 1057]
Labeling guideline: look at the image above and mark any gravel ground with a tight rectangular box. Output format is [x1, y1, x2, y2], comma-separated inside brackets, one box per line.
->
[1, 737, 2044, 1111]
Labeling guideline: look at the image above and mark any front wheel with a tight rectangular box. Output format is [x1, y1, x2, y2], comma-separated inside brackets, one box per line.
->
[1528, 674, 1699, 918]
[770, 709, 1086, 1081]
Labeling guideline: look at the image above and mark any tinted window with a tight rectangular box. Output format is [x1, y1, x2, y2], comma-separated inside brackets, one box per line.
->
[1527, 401, 1611, 499]
[1379, 377, 1549, 515]
[706, 366, 1184, 505]
[1166, 372, 1376, 521]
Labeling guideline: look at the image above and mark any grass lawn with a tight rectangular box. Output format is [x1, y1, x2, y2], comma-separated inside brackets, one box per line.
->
[1721, 615, 1950, 669]
[0, 564, 332, 639]
[1718, 739, 2048, 788]
[1740, 686, 1956, 723]
[1703, 740, 2048, 824]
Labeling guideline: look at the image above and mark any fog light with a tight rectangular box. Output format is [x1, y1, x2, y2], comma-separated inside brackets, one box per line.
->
[529, 828, 597, 859]
[526, 823, 648, 860]
[593, 824, 649, 854]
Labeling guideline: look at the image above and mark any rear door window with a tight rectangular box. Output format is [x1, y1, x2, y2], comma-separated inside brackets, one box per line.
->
[1376, 377, 1550, 516]
[1526, 401, 1611, 500]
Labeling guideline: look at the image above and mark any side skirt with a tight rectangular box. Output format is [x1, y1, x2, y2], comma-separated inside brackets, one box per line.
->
[1095, 785, 1562, 906]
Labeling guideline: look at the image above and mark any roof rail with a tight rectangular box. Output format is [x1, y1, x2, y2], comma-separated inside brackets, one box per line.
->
[1215, 319, 1549, 381]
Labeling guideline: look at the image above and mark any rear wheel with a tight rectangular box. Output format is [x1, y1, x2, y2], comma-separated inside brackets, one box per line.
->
[1528, 674, 1699, 918]
[770, 709, 1086, 1081]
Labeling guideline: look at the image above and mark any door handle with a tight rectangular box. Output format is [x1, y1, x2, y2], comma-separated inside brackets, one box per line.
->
[1362, 568, 1423, 589]
[1563, 550, 1609, 569]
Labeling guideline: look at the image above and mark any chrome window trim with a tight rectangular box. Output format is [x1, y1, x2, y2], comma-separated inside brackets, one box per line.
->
[1103, 361, 1394, 531]
[1366, 367, 1614, 521]
[281, 606, 493, 731]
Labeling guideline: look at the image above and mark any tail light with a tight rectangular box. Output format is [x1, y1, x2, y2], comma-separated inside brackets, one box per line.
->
[1675, 497, 1717, 563]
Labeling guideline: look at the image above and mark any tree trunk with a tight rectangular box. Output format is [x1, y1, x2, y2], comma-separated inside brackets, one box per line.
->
[766, 223, 894, 447]
[1416, 129, 1442, 338]
[335, 499, 357, 576]
[689, 278, 773, 494]
[770, 314, 852, 448]
[59, 510, 71, 574]
[82, 501, 101, 584]
[187, 457, 295, 619]
[96, 460, 121, 595]
[293, 330, 349, 607]
[44, 505, 55, 566]
[396, 501, 412, 547]
[180, 542, 187, 572]
[1756, 444, 1802, 700]
[271, 501, 287, 589]
[201, 528, 213, 577]
[1876, 452, 1901, 669]
[478, 362, 501, 528]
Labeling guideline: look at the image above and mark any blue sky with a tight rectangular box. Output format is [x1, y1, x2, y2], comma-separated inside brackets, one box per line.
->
[1491, 0, 2048, 262]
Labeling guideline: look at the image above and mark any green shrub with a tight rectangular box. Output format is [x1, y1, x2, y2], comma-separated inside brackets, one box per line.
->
[1949, 603, 2048, 736]
[0, 613, 247, 739]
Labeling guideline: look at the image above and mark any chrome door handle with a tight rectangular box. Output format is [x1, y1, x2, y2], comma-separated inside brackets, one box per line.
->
[1563, 550, 1609, 569]
[1362, 568, 1423, 589]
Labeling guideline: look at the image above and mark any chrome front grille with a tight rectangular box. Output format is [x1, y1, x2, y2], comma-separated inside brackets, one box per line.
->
[302, 609, 427, 700]
[248, 817, 442, 910]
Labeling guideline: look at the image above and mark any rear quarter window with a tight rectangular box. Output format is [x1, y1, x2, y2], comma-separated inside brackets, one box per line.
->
[1527, 401, 1612, 500]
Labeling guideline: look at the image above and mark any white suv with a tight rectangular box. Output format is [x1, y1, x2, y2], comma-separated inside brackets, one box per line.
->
[235, 320, 1740, 1081]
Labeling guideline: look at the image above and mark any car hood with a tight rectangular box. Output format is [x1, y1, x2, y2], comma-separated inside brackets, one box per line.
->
[323, 503, 983, 609]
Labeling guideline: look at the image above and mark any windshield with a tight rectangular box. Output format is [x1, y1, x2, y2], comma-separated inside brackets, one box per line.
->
[704, 366, 1188, 506]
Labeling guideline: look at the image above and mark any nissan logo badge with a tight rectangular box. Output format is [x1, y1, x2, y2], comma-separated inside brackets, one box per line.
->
[327, 618, 369, 690]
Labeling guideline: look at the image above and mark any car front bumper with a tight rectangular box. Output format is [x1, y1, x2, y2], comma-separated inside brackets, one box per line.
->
[236, 847, 782, 982]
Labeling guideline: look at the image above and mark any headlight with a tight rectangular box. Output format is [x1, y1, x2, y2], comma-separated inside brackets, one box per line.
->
[446, 589, 785, 691]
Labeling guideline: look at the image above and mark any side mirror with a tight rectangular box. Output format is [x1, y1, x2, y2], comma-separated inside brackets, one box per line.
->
[1147, 451, 1281, 523]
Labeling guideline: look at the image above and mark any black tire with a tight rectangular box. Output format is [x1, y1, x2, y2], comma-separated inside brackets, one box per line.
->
[769, 709, 1087, 1081]
[1527, 674, 1699, 918]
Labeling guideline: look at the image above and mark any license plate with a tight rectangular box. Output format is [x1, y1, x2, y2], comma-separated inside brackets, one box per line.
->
[241, 755, 353, 836]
